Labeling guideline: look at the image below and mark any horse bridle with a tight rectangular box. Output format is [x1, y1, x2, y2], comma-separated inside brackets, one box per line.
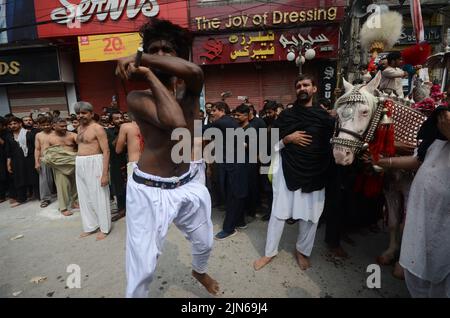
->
[331, 86, 385, 155]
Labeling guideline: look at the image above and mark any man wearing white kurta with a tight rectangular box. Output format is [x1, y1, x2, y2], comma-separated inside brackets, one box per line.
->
[375, 107, 450, 297]
[254, 75, 334, 271]
[74, 101, 111, 241]
[379, 51, 407, 98]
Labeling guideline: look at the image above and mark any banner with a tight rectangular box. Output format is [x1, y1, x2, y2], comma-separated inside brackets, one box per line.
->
[189, 0, 345, 32]
[78, 32, 141, 62]
[193, 27, 339, 65]
[34, 0, 188, 38]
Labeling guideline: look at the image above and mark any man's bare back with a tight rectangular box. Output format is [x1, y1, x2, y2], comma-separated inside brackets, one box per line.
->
[49, 131, 77, 152]
[77, 123, 104, 156]
[116, 121, 142, 163]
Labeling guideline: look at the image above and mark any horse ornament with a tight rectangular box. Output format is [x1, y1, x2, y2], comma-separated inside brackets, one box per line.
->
[331, 72, 427, 272]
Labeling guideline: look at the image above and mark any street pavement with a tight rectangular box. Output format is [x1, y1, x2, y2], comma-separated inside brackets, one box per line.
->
[0, 198, 409, 298]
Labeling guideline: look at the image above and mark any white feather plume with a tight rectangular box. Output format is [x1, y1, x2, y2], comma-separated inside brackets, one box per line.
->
[360, 11, 403, 52]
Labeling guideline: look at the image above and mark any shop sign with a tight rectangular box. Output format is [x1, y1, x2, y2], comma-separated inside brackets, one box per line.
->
[318, 61, 337, 101]
[0, 49, 60, 84]
[397, 27, 442, 45]
[34, 0, 188, 38]
[190, 0, 345, 32]
[78, 32, 141, 62]
[193, 27, 339, 65]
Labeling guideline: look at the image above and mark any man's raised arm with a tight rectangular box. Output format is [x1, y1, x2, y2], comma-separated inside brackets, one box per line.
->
[116, 54, 203, 96]
[126, 64, 187, 131]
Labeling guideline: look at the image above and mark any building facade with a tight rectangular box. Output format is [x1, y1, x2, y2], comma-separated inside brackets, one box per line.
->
[190, 0, 346, 109]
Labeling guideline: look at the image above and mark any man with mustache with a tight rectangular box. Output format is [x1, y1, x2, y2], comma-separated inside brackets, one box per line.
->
[74, 101, 111, 241]
[254, 74, 335, 271]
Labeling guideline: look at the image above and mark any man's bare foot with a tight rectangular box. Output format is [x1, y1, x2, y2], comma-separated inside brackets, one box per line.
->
[192, 271, 219, 296]
[9, 199, 16, 204]
[392, 262, 405, 280]
[10, 202, 22, 208]
[253, 256, 274, 271]
[96, 232, 108, 241]
[72, 202, 79, 209]
[61, 209, 73, 216]
[329, 246, 349, 259]
[79, 229, 99, 238]
[295, 250, 311, 270]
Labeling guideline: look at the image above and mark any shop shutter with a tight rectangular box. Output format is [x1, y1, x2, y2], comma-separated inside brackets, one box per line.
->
[203, 63, 261, 110]
[77, 61, 117, 114]
[203, 61, 317, 111]
[7, 84, 67, 117]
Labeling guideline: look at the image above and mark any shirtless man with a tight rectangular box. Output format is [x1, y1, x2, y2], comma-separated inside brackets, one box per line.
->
[46, 118, 78, 216]
[74, 101, 111, 241]
[116, 18, 219, 298]
[35, 116, 55, 208]
[115, 119, 142, 178]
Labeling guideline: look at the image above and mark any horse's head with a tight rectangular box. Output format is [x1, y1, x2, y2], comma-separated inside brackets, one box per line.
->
[332, 73, 382, 165]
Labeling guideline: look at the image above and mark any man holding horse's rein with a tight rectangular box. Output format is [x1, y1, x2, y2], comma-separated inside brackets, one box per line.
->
[254, 74, 335, 271]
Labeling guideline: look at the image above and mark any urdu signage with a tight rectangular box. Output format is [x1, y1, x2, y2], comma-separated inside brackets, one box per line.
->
[193, 27, 339, 65]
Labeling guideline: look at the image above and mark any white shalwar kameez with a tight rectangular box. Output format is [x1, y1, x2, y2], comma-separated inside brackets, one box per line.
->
[265, 141, 325, 257]
[126, 161, 212, 298]
[400, 140, 450, 298]
[75, 154, 111, 234]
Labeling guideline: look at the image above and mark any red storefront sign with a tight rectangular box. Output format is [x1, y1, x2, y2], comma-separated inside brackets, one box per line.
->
[193, 27, 339, 65]
[189, 0, 345, 32]
[34, 0, 188, 38]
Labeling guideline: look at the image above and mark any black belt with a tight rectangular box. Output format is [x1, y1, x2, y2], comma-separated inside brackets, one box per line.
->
[132, 170, 197, 189]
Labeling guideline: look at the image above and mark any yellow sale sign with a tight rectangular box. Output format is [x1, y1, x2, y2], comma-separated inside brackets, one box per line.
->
[78, 33, 142, 63]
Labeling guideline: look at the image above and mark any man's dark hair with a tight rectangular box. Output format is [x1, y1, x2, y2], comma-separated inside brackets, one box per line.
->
[387, 51, 402, 64]
[294, 74, 316, 87]
[109, 110, 123, 121]
[37, 115, 52, 125]
[235, 103, 250, 114]
[140, 18, 192, 60]
[93, 113, 100, 122]
[22, 116, 33, 123]
[263, 100, 278, 111]
[53, 117, 67, 124]
[212, 101, 230, 114]
[7, 116, 22, 125]
[352, 79, 364, 85]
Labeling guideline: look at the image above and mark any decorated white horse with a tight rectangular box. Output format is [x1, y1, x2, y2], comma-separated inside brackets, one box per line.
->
[331, 73, 427, 271]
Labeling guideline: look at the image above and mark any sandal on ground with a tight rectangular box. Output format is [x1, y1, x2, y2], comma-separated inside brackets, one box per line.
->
[112, 211, 126, 222]
[40, 200, 51, 208]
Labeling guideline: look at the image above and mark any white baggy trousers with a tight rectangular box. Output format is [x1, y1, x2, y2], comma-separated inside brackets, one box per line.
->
[126, 161, 212, 298]
[75, 154, 111, 234]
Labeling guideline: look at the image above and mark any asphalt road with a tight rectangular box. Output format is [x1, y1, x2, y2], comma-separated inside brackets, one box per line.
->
[0, 199, 409, 298]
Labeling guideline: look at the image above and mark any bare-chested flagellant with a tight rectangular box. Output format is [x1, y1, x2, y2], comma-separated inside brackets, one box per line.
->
[44, 118, 78, 216]
[35, 116, 55, 208]
[74, 101, 111, 241]
[115, 120, 142, 178]
[116, 18, 219, 298]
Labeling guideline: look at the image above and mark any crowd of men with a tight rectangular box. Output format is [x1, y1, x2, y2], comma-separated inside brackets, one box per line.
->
[1, 21, 449, 297]
[0, 105, 141, 240]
